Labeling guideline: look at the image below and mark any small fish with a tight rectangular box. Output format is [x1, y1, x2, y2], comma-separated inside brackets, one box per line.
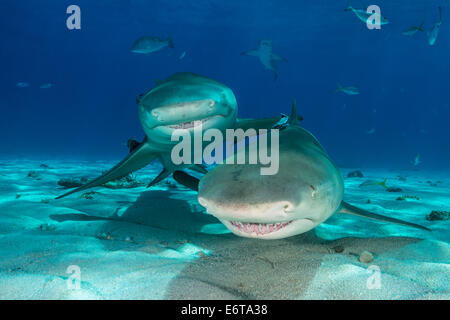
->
[403, 22, 425, 36]
[366, 128, 376, 135]
[179, 51, 186, 60]
[131, 36, 174, 54]
[16, 82, 30, 88]
[428, 7, 442, 46]
[40, 83, 53, 89]
[335, 83, 360, 95]
[412, 154, 421, 166]
[359, 178, 388, 189]
[345, 6, 389, 26]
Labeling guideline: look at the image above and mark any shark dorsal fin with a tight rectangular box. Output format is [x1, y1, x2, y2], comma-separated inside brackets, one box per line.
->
[288, 99, 299, 126]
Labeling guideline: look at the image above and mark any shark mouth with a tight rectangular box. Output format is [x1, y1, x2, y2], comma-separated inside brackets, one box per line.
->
[228, 220, 294, 236]
[165, 116, 218, 130]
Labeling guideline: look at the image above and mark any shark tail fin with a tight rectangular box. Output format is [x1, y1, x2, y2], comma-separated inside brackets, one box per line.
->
[379, 178, 388, 189]
[338, 201, 431, 231]
[288, 99, 299, 126]
[167, 36, 174, 48]
[418, 21, 425, 32]
[335, 82, 343, 93]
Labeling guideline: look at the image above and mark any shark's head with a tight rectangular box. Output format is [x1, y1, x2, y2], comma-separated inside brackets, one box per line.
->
[138, 73, 237, 145]
[259, 39, 273, 50]
[197, 127, 344, 240]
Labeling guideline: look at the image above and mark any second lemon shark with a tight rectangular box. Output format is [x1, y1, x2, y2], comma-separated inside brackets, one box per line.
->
[57, 73, 286, 199]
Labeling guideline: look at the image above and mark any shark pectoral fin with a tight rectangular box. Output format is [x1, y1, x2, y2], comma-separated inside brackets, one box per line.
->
[271, 53, 287, 62]
[338, 201, 431, 231]
[147, 168, 171, 188]
[56, 139, 157, 199]
[173, 171, 200, 191]
[241, 50, 259, 57]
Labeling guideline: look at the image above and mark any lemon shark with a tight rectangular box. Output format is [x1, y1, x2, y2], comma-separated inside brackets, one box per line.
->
[173, 101, 430, 239]
[241, 40, 287, 80]
[56, 73, 286, 199]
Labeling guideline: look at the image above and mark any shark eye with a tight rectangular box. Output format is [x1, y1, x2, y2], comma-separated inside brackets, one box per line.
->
[310, 185, 317, 198]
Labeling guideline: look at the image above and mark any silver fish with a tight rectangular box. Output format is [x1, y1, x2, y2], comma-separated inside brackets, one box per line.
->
[336, 83, 360, 95]
[345, 6, 389, 26]
[403, 22, 425, 36]
[131, 36, 174, 54]
[16, 82, 30, 88]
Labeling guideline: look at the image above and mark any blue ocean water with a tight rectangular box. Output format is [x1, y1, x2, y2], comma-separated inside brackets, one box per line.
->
[1, 0, 449, 170]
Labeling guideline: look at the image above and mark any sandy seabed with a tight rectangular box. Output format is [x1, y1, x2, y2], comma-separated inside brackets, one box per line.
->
[0, 160, 448, 299]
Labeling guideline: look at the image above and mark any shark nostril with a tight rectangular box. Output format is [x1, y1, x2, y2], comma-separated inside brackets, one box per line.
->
[151, 111, 159, 118]
[283, 202, 294, 213]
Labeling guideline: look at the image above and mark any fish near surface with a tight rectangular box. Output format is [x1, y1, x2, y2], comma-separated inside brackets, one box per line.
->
[428, 7, 442, 46]
[336, 83, 359, 95]
[174, 102, 430, 239]
[241, 40, 287, 80]
[403, 22, 424, 36]
[131, 36, 174, 54]
[345, 6, 389, 26]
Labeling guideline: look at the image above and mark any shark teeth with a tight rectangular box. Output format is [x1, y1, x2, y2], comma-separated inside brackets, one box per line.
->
[166, 117, 211, 130]
[229, 221, 293, 235]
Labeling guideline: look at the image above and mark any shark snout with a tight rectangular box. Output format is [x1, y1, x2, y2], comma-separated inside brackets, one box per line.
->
[142, 99, 230, 127]
[198, 196, 295, 223]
